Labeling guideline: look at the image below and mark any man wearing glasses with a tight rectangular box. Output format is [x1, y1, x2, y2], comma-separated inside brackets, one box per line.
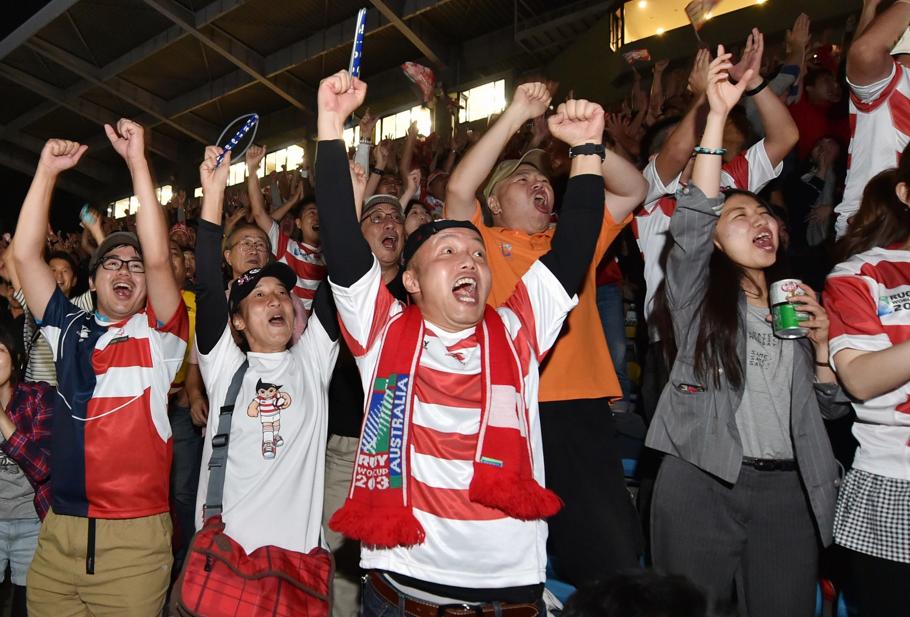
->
[12, 122, 188, 617]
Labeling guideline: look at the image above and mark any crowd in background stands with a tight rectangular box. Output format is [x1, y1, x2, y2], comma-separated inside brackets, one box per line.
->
[0, 1, 909, 616]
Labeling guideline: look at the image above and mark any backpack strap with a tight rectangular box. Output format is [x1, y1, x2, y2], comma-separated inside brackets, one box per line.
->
[202, 360, 248, 519]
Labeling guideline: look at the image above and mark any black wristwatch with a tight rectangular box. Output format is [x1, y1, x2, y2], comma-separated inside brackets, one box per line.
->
[568, 143, 606, 161]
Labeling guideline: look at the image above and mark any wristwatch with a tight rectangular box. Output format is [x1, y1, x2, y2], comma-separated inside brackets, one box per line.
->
[568, 143, 606, 161]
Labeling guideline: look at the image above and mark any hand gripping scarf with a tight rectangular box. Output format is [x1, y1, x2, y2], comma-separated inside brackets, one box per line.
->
[329, 304, 562, 548]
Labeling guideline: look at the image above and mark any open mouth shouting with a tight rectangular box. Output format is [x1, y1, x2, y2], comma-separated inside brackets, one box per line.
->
[112, 280, 134, 300]
[752, 229, 775, 252]
[452, 276, 478, 304]
[381, 232, 399, 252]
[532, 188, 551, 215]
[267, 311, 288, 328]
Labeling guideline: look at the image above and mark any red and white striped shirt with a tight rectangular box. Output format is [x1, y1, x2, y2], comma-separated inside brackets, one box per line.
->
[331, 258, 576, 588]
[835, 61, 910, 238]
[268, 221, 327, 311]
[825, 246, 910, 480]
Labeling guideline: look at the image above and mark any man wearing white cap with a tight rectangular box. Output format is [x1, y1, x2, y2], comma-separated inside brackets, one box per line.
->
[835, 0, 910, 237]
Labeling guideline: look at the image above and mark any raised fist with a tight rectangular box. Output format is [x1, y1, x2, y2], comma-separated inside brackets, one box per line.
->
[38, 139, 87, 174]
[104, 118, 146, 164]
[317, 70, 367, 139]
[547, 99, 605, 148]
[511, 82, 552, 122]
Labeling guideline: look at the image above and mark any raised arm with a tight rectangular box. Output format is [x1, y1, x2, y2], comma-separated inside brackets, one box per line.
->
[105, 119, 181, 324]
[652, 49, 710, 186]
[538, 100, 605, 297]
[732, 29, 798, 167]
[244, 144, 273, 233]
[399, 121, 418, 186]
[602, 147, 648, 222]
[667, 49, 751, 309]
[315, 70, 373, 287]
[12, 140, 87, 322]
[195, 146, 232, 355]
[848, 0, 910, 86]
[445, 82, 552, 220]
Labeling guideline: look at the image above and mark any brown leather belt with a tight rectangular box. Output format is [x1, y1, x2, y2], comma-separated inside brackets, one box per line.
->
[367, 573, 543, 617]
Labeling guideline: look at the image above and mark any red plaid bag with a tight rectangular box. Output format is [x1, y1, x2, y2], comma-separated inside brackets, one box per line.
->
[172, 516, 333, 617]
[171, 361, 333, 616]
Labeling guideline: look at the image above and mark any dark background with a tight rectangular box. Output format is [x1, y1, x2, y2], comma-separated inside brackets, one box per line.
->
[1, 1, 84, 235]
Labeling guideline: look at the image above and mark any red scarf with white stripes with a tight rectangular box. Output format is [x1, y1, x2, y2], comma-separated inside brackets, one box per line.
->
[329, 304, 562, 548]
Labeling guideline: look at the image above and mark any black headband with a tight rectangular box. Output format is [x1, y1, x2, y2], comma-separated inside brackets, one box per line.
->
[402, 219, 482, 266]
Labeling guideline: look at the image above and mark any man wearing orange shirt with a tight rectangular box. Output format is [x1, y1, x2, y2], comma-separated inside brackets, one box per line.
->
[445, 82, 648, 587]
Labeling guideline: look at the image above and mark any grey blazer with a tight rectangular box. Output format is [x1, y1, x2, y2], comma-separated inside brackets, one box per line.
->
[644, 185, 851, 546]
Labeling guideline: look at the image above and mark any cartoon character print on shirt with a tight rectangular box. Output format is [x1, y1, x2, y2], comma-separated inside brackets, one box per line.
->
[246, 379, 292, 460]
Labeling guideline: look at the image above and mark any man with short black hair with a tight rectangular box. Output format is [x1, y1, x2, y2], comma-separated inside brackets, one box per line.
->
[13, 120, 188, 617]
[316, 68, 608, 616]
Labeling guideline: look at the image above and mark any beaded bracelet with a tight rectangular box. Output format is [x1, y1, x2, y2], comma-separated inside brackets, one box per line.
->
[693, 146, 727, 156]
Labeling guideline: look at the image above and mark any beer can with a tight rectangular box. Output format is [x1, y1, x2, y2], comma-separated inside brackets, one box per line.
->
[770, 279, 808, 339]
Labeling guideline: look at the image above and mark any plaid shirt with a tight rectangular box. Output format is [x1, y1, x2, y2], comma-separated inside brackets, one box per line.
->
[0, 381, 54, 520]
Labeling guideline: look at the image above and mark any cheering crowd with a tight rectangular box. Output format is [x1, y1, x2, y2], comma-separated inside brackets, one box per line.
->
[0, 1, 909, 616]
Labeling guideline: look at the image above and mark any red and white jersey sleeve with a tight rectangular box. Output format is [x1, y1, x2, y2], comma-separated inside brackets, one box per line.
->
[836, 62, 910, 239]
[329, 259, 575, 588]
[824, 247, 910, 480]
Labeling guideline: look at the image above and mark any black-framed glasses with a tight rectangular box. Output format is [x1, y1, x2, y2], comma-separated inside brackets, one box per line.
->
[100, 256, 145, 273]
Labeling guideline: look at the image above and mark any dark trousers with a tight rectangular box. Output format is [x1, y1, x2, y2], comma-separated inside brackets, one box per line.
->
[652, 456, 819, 617]
[169, 403, 203, 571]
[539, 398, 643, 588]
[847, 549, 910, 617]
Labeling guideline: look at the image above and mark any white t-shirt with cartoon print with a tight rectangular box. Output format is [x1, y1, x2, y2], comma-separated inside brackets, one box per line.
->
[195, 317, 338, 554]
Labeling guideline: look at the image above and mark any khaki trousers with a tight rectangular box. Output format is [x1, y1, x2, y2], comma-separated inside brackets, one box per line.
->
[27, 509, 172, 617]
[323, 434, 362, 617]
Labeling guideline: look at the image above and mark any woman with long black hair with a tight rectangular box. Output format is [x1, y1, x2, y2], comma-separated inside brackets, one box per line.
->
[823, 148, 910, 617]
[645, 48, 850, 617]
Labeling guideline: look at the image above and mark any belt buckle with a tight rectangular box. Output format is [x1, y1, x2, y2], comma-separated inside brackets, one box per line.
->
[437, 603, 483, 617]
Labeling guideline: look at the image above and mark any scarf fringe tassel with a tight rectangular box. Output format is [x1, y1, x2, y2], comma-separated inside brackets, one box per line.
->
[329, 499, 426, 548]
[469, 463, 563, 520]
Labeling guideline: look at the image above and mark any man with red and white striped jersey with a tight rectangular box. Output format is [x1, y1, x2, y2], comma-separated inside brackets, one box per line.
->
[12, 121, 188, 617]
[834, 1, 910, 238]
[315, 69, 606, 616]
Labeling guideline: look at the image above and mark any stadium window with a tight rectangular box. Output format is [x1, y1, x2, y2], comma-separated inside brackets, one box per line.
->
[458, 80, 506, 124]
[156, 185, 173, 205]
[377, 106, 432, 140]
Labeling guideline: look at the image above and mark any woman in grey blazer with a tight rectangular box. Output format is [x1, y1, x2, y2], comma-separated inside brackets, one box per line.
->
[644, 49, 850, 617]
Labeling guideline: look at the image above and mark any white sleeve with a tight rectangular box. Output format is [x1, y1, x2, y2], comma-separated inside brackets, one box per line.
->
[197, 324, 246, 390]
[500, 260, 578, 359]
[73, 290, 94, 312]
[328, 258, 397, 355]
[355, 142, 371, 172]
[743, 140, 783, 193]
[848, 62, 897, 104]
[642, 158, 680, 211]
[292, 308, 340, 387]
